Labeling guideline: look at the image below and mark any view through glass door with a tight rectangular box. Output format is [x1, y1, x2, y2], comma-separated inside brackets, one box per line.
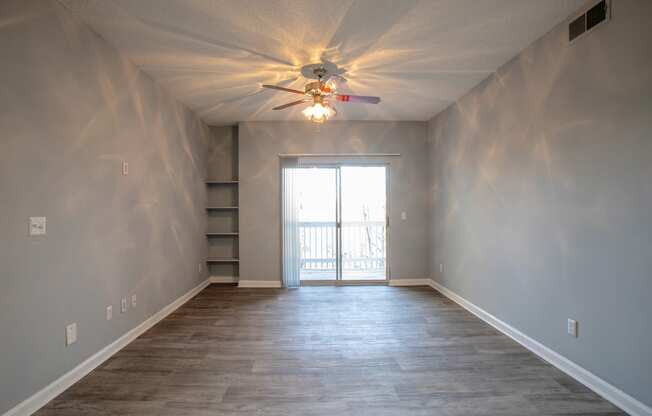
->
[295, 168, 338, 282]
[340, 166, 387, 281]
[293, 165, 387, 283]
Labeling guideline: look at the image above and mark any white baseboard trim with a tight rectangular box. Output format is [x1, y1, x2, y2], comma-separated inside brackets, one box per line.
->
[427, 279, 652, 416]
[209, 276, 237, 284]
[388, 278, 431, 286]
[238, 280, 282, 288]
[3, 278, 210, 416]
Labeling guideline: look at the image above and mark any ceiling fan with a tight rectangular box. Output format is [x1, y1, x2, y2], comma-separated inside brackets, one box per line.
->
[262, 61, 381, 123]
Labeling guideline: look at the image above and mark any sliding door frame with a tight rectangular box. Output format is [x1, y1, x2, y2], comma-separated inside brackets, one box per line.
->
[284, 162, 390, 286]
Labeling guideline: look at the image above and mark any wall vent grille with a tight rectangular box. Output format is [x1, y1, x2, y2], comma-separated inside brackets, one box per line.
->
[569, 0, 609, 43]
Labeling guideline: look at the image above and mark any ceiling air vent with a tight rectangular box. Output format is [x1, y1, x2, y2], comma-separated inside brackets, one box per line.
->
[569, 0, 610, 43]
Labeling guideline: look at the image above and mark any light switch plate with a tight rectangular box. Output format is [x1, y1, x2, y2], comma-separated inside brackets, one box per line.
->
[29, 217, 46, 236]
[401, 211, 407, 220]
[122, 161, 129, 176]
[131, 294, 137, 308]
[567, 319, 578, 337]
[65, 323, 77, 346]
[106, 305, 113, 321]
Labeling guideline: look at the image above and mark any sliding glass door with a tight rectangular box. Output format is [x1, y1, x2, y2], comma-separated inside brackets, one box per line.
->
[282, 163, 388, 285]
[295, 168, 338, 282]
[340, 166, 387, 281]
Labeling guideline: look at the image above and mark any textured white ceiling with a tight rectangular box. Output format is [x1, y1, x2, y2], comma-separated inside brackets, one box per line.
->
[61, 0, 586, 125]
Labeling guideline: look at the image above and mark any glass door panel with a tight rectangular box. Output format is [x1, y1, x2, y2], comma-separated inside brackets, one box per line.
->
[296, 168, 338, 282]
[340, 166, 387, 281]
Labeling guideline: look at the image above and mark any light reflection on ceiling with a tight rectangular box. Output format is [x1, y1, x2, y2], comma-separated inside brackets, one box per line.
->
[60, 0, 586, 125]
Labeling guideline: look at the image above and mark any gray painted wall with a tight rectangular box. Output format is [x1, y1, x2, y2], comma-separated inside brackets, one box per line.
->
[428, 0, 652, 407]
[207, 126, 239, 181]
[239, 121, 429, 283]
[0, 0, 209, 413]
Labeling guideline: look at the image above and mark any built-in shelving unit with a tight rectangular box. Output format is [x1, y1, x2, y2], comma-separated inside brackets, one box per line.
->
[205, 126, 239, 282]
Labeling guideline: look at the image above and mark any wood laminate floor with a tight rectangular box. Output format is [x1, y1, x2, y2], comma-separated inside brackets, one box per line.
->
[37, 285, 625, 415]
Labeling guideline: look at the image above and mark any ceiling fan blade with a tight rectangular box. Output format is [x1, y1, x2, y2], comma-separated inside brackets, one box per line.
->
[336, 94, 381, 104]
[262, 84, 305, 95]
[272, 100, 309, 110]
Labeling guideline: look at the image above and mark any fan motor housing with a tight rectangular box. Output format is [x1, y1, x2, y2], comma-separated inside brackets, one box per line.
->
[304, 81, 325, 95]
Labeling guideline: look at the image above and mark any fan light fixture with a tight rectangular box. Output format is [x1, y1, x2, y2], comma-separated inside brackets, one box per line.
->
[261, 61, 380, 124]
[302, 102, 335, 123]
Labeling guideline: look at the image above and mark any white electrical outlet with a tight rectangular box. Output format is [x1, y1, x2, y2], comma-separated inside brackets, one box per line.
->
[121, 298, 127, 313]
[439, 263, 444, 273]
[29, 217, 46, 236]
[122, 161, 129, 176]
[65, 323, 77, 346]
[198, 263, 203, 274]
[401, 211, 407, 220]
[131, 294, 137, 308]
[567, 319, 578, 337]
[106, 305, 113, 321]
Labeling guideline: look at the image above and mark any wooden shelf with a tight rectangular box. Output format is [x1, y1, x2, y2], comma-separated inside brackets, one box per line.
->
[206, 206, 239, 211]
[206, 232, 239, 237]
[206, 180, 239, 185]
[206, 258, 239, 264]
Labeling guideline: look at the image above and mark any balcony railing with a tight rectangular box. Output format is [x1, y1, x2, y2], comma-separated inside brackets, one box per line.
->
[299, 221, 386, 276]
